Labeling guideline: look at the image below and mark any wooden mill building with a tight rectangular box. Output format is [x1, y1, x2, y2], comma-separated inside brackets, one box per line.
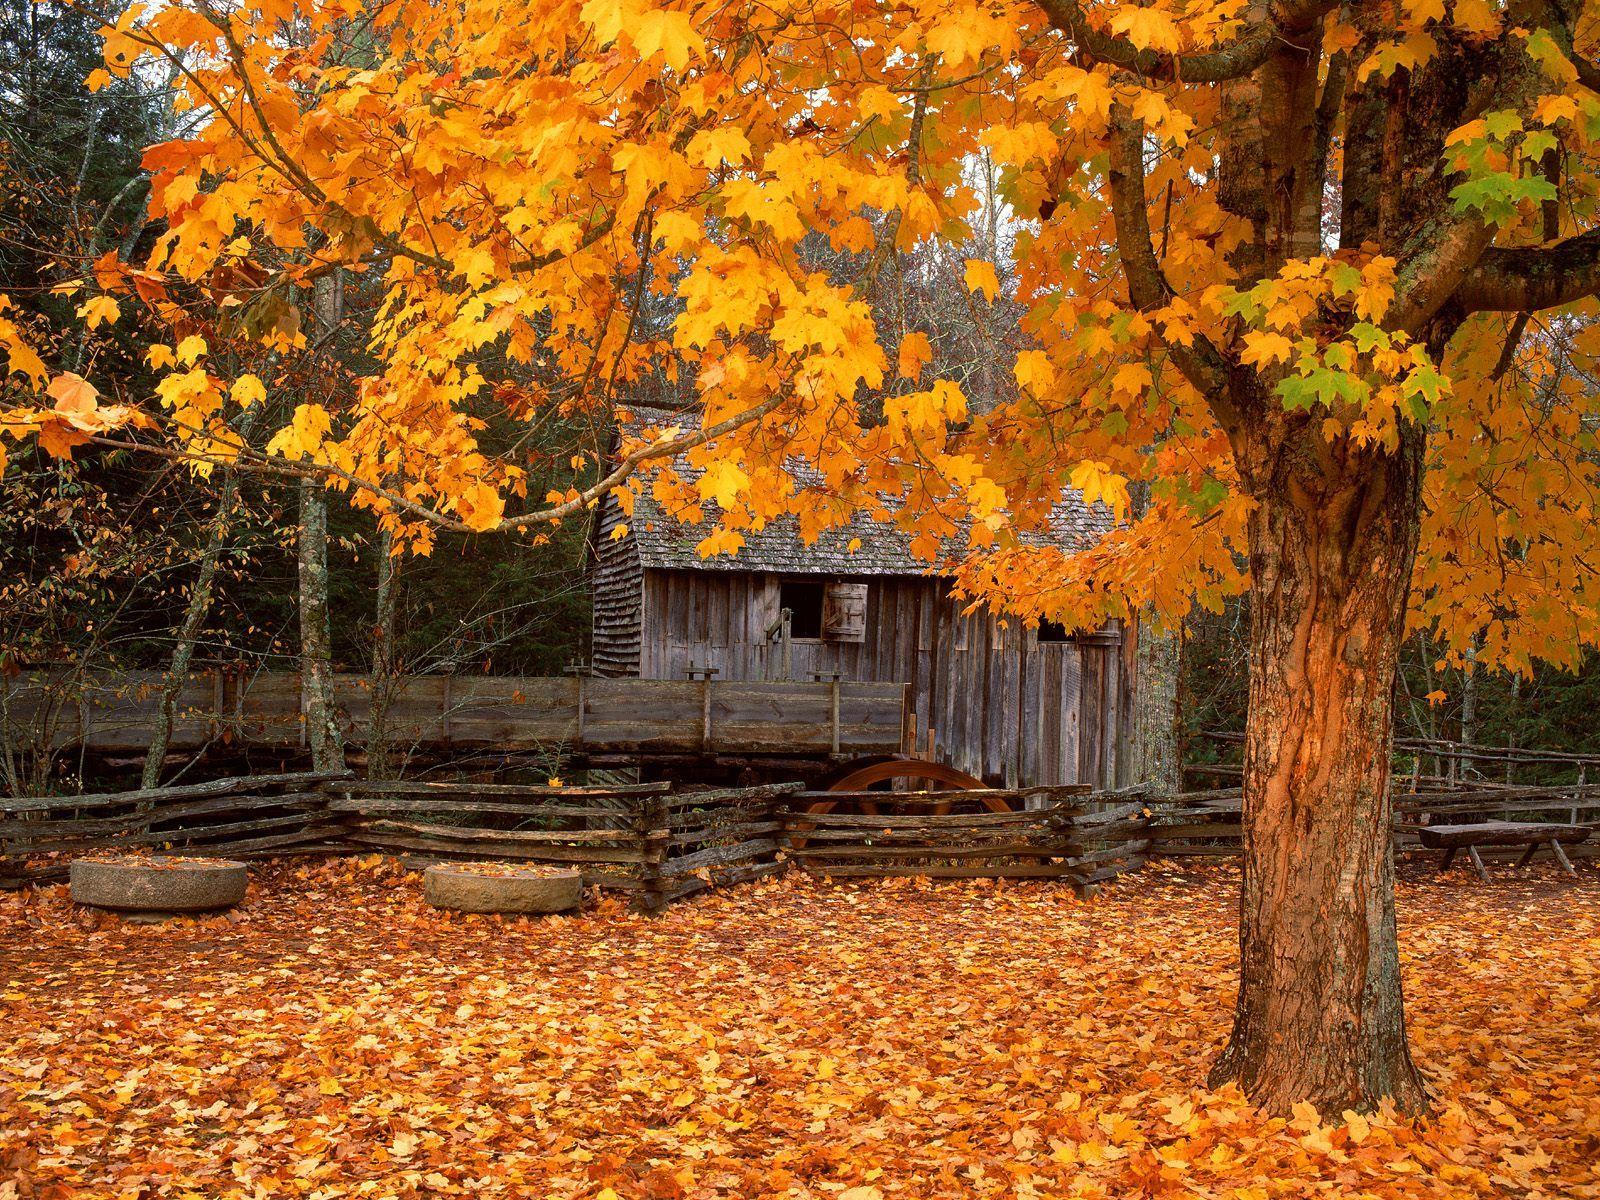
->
[590, 453, 1138, 790]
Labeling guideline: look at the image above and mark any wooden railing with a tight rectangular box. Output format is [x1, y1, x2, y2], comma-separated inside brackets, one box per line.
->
[1, 669, 907, 758]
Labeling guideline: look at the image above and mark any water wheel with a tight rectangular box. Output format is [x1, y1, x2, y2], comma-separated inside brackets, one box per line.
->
[808, 755, 1012, 815]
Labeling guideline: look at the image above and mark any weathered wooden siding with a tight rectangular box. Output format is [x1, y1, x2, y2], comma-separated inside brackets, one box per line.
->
[590, 498, 645, 677]
[636, 568, 1132, 788]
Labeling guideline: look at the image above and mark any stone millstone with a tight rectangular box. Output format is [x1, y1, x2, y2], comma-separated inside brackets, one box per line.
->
[424, 864, 583, 914]
[70, 858, 248, 912]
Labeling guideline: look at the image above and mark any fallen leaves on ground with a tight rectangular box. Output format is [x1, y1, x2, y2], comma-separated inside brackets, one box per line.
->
[1, 859, 1596, 1199]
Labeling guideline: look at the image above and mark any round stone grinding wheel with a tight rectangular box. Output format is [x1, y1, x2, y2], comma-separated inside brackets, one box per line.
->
[70, 857, 249, 913]
[424, 863, 583, 914]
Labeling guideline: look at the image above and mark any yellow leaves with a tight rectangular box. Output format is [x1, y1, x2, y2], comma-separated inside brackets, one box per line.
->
[455, 480, 505, 531]
[925, 19, 989, 68]
[1013, 349, 1055, 394]
[688, 127, 751, 169]
[579, 0, 632, 44]
[1070, 459, 1131, 518]
[175, 333, 207, 367]
[266, 402, 333, 461]
[1355, 33, 1438, 83]
[1400, 0, 1446, 27]
[455, 246, 498, 289]
[76, 295, 121, 329]
[1111, 361, 1153, 397]
[1354, 257, 1398, 323]
[697, 458, 748, 509]
[230, 374, 267, 407]
[696, 527, 745, 556]
[155, 368, 221, 422]
[0, 300, 49, 385]
[897, 331, 933, 381]
[964, 259, 1000, 302]
[1107, 6, 1183, 54]
[631, 8, 705, 72]
[721, 178, 805, 241]
[1451, 0, 1502, 36]
[1241, 331, 1296, 367]
[1345, 1109, 1372, 1143]
[888, 379, 967, 435]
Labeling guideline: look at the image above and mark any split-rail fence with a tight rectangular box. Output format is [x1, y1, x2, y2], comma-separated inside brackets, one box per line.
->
[1, 774, 1153, 906]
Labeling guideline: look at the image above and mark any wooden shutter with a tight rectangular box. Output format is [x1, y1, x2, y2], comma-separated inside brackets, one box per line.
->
[822, 581, 868, 642]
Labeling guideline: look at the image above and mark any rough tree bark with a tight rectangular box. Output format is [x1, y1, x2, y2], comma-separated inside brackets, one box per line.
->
[1089, 0, 1515, 1109]
[298, 477, 344, 773]
[1208, 422, 1428, 1113]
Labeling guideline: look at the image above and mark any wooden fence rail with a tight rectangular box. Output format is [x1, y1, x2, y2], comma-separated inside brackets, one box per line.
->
[783, 787, 1152, 893]
[1151, 784, 1600, 860]
[0, 771, 354, 888]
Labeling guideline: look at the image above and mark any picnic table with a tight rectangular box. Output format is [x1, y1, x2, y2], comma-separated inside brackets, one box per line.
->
[1417, 820, 1591, 881]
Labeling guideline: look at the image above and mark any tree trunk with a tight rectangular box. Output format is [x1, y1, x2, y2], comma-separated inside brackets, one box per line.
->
[1459, 635, 1478, 771]
[1133, 615, 1183, 797]
[298, 477, 344, 773]
[1210, 427, 1429, 1114]
[143, 411, 258, 789]
[365, 524, 401, 780]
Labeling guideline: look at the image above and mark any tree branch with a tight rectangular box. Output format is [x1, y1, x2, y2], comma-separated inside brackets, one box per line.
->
[1453, 227, 1600, 313]
[1106, 105, 1239, 429]
[8, 393, 787, 535]
[1036, 0, 1342, 83]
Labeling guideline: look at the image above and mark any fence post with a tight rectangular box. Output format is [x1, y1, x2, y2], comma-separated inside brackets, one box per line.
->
[634, 791, 671, 912]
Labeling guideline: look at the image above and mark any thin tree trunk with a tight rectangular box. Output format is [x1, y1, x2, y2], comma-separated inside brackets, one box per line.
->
[298, 477, 344, 772]
[143, 414, 258, 788]
[1210, 429, 1428, 1114]
[365, 525, 401, 780]
[1133, 615, 1183, 797]
[1504, 673, 1521, 785]
[1459, 636, 1478, 772]
[1128, 482, 1184, 797]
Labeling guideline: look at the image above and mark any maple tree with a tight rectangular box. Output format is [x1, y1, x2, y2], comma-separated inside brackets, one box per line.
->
[2, 862, 1597, 1197]
[6, 0, 1600, 1113]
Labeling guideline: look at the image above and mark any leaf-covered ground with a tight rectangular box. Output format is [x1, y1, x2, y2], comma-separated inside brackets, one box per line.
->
[2, 859, 1597, 1200]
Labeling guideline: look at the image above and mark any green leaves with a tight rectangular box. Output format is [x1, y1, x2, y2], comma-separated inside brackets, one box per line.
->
[1451, 172, 1558, 225]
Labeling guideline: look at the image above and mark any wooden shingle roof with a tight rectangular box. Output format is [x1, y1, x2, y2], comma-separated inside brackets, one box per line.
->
[620, 410, 1114, 576]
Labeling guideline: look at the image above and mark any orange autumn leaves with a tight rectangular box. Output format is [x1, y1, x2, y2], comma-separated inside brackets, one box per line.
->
[2, 858, 1597, 1199]
[5, 0, 1600, 661]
